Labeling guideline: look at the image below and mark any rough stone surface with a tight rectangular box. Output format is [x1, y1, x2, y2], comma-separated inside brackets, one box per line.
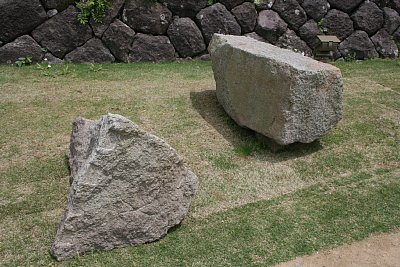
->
[47, 9, 58, 18]
[301, 0, 329, 21]
[325, 9, 354, 41]
[351, 2, 384, 36]
[122, 0, 172, 35]
[129, 33, 176, 62]
[217, 0, 247, 10]
[394, 27, 400, 49]
[231, 3, 258, 34]
[390, 0, 400, 12]
[276, 29, 312, 56]
[299, 20, 323, 50]
[167, 18, 206, 58]
[371, 29, 399, 58]
[383, 7, 400, 34]
[41, 0, 75, 11]
[208, 34, 343, 145]
[32, 6, 93, 58]
[373, 0, 391, 8]
[102, 19, 136, 62]
[91, 0, 125, 37]
[160, 0, 207, 18]
[327, 0, 363, 13]
[0, 0, 47, 43]
[43, 52, 64, 64]
[51, 114, 198, 260]
[272, 0, 307, 30]
[255, 0, 275, 11]
[195, 3, 241, 44]
[65, 38, 115, 63]
[255, 10, 288, 44]
[339, 31, 379, 59]
[244, 32, 269, 43]
[0, 35, 44, 64]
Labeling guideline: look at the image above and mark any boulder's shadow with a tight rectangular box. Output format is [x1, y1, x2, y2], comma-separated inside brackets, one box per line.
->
[190, 90, 322, 161]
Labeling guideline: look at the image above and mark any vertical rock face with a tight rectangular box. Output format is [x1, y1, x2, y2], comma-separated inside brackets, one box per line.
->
[371, 29, 399, 58]
[51, 114, 198, 260]
[301, 0, 329, 21]
[167, 18, 206, 58]
[195, 3, 241, 45]
[272, 0, 307, 30]
[231, 2, 258, 34]
[123, 0, 172, 35]
[0, 0, 47, 43]
[31, 6, 93, 58]
[209, 34, 343, 146]
[64, 38, 115, 63]
[102, 19, 136, 62]
[299, 20, 323, 50]
[255, 10, 288, 44]
[129, 33, 176, 62]
[339, 31, 379, 59]
[325, 9, 354, 41]
[351, 2, 384, 36]
[0, 35, 44, 64]
[383, 7, 400, 34]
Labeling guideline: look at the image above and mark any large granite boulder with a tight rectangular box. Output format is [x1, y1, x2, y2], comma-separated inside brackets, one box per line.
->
[91, 0, 125, 37]
[41, 0, 75, 11]
[209, 34, 343, 145]
[65, 38, 115, 63]
[371, 29, 399, 58]
[160, 0, 207, 18]
[299, 20, 323, 50]
[129, 33, 176, 62]
[231, 2, 258, 34]
[122, 0, 172, 35]
[325, 9, 354, 41]
[0, 35, 44, 64]
[244, 32, 269, 43]
[255, 10, 288, 44]
[351, 2, 384, 36]
[301, 0, 329, 21]
[383, 7, 400, 34]
[327, 0, 363, 13]
[167, 18, 206, 58]
[339, 31, 379, 59]
[0, 0, 47, 43]
[32, 6, 93, 58]
[196, 3, 241, 45]
[102, 19, 136, 62]
[276, 29, 312, 56]
[272, 0, 307, 30]
[51, 114, 198, 260]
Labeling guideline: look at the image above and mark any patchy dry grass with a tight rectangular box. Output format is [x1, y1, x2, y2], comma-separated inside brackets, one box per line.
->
[0, 59, 399, 266]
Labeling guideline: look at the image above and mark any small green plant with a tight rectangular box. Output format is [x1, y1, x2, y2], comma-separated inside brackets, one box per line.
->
[76, 0, 112, 24]
[89, 63, 103, 72]
[15, 56, 32, 67]
[207, 0, 215, 6]
[318, 18, 328, 33]
[344, 52, 357, 62]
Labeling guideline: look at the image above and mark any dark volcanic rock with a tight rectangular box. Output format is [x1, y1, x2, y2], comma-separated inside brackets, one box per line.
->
[91, 0, 125, 37]
[339, 31, 379, 59]
[371, 29, 399, 58]
[390, 0, 400, 12]
[167, 18, 206, 58]
[0, 35, 44, 64]
[299, 20, 323, 50]
[0, 0, 47, 43]
[43, 52, 64, 64]
[217, 0, 247, 10]
[301, 0, 329, 21]
[160, 0, 207, 17]
[195, 3, 241, 44]
[383, 7, 400, 34]
[372, 0, 390, 8]
[327, 0, 363, 13]
[325, 9, 354, 41]
[41, 0, 75, 11]
[351, 2, 384, 36]
[65, 38, 115, 63]
[394, 27, 400, 50]
[123, 0, 172, 35]
[276, 29, 312, 56]
[32, 6, 93, 58]
[255, 10, 287, 44]
[129, 33, 176, 62]
[102, 19, 136, 62]
[272, 0, 307, 30]
[231, 3, 258, 34]
[255, 0, 275, 11]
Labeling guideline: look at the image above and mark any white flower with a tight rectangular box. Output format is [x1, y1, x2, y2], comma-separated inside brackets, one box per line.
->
[47, 64, 51, 68]
[44, 58, 48, 61]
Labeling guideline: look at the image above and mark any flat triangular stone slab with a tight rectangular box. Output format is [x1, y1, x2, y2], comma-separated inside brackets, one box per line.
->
[51, 114, 198, 260]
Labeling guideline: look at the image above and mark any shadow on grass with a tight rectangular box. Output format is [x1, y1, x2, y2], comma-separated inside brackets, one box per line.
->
[190, 90, 322, 161]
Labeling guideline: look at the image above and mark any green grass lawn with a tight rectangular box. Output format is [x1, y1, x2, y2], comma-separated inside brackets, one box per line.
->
[0, 59, 399, 266]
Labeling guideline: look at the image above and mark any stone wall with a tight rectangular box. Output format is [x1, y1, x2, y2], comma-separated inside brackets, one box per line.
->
[0, 0, 399, 64]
